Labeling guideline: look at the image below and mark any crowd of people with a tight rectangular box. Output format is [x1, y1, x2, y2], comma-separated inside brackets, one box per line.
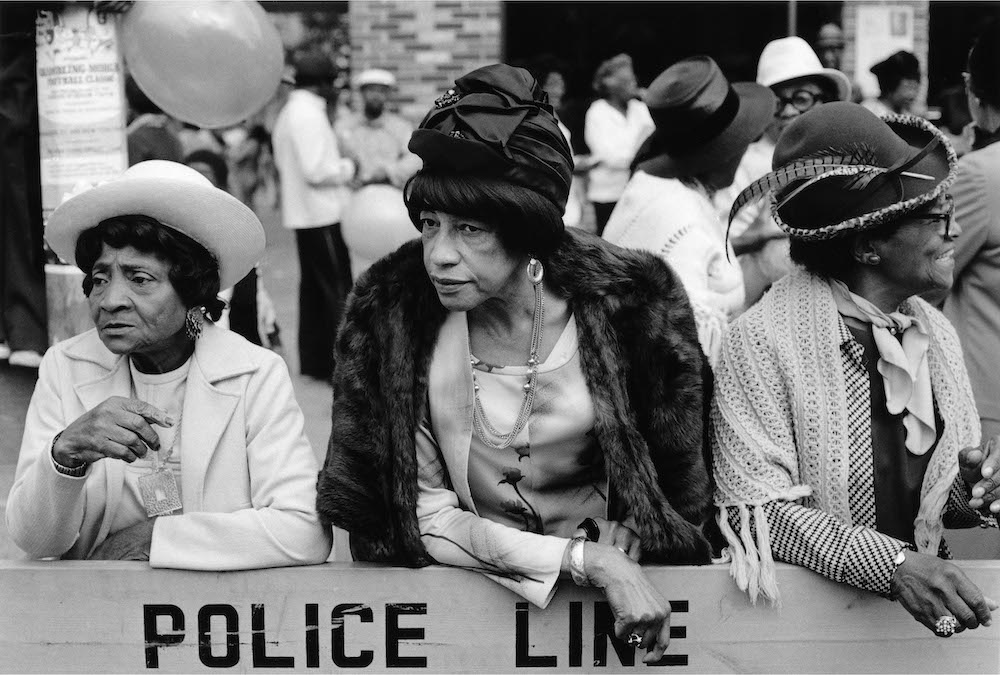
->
[6, 14, 1000, 660]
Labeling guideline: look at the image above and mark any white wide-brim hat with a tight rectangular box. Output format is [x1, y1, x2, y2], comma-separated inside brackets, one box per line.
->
[356, 68, 396, 88]
[757, 36, 852, 102]
[46, 160, 265, 289]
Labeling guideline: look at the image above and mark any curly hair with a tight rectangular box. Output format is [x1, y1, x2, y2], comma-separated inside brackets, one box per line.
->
[75, 215, 225, 320]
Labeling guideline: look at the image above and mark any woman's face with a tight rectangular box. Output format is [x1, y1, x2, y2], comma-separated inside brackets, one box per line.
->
[888, 77, 920, 112]
[772, 78, 829, 137]
[603, 66, 638, 104]
[871, 195, 960, 297]
[420, 210, 523, 312]
[542, 71, 566, 110]
[87, 244, 190, 359]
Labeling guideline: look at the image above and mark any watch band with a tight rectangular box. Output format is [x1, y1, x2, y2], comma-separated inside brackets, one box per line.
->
[51, 432, 87, 477]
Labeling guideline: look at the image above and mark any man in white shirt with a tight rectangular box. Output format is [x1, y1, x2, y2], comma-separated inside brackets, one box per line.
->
[272, 52, 355, 380]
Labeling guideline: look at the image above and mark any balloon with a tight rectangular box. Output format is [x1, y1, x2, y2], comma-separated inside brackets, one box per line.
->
[341, 185, 418, 281]
[121, 1, 284, 129]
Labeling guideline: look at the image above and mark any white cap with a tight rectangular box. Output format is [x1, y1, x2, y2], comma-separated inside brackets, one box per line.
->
[757, 36, 852, 102]
[357, 68, 396, 88]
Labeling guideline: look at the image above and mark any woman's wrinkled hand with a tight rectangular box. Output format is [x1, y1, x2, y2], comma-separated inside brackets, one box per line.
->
[52, 396, 173, 469]
[959, 437, 1000, 514]
[573, 517, 642, 561]
[586, 543, 671, 664]
[87, 518, 156, 561]
[891, 550, 997, 635]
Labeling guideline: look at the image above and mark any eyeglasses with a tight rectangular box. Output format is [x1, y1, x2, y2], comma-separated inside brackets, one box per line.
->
[775, 89, 826, 114]
[911, 197, 955, 237]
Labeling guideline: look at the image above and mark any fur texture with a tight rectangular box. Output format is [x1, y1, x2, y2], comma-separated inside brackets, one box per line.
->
[317, 228, 712, 566]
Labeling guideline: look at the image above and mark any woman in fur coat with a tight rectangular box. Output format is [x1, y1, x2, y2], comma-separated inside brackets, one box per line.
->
[317, 64, 712, 663]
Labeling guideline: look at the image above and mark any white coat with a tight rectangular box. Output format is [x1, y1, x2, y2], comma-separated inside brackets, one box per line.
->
[6, 323, 331, 569]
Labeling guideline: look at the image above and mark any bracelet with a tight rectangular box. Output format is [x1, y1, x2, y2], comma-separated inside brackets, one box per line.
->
[50, 432, 87, 477]
[887, 544, 913, 601]
[568, 536, 591, 587]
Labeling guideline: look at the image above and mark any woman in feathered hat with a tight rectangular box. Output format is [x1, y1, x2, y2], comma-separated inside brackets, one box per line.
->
[714, 102, 999, 636]
[317, 64, 712, 661]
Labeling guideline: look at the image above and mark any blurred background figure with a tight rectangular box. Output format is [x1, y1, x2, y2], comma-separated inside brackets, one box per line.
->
[603, 56, 774, 367]
[864, 50, 922, 117]
[584, 53, 654, 236]
[523, 55, 595, 231]
[0, 4, 48, 368]
[337, 67, 420, 281]
[124, 73, 183, 166]
[184, 149, 281, 351]
[716, 36, 851, 308]
[944, 22, 1000, 439]
[272, 51, 355, 381]
[815, 22, 846, 70]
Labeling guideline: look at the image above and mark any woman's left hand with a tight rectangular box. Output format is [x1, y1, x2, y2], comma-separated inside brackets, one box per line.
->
[86, 518, 156, 561]
[574, 517, 642, 561]
[959, 437, 1000, 514]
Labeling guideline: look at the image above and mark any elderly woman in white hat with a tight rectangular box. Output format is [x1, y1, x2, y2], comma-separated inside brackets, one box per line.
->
[717, 102, 999, 637]
[602, 56, 775, 368]
[716, 36, 853, 307]
[6, 160, 332, 568]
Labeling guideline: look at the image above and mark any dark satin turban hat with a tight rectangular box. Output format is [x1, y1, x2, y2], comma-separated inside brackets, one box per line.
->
[408, 63, 574, 215]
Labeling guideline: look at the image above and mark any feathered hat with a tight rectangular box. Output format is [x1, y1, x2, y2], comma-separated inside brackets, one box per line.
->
[729, 102, 957, 241]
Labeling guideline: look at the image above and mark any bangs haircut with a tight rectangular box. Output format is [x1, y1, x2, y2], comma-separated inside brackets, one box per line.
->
[75, 215, 225, 320]
[403, 170, 564, 258]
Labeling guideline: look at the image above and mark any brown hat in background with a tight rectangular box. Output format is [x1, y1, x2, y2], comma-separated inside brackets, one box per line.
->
[633, 56, 776, 178]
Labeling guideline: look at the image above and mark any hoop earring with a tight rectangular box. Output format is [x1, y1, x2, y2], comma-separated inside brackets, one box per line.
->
[185, 307, 204, 340]
[526, 257, 544, 285]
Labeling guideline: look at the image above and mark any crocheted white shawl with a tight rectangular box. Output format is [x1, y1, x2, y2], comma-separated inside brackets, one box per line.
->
[712, 270, 980, 604]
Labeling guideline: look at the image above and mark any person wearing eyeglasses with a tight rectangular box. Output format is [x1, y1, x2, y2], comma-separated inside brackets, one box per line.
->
[715, 36, 852, 308]
[944, 24, 1000, 442]
[718, 101, 999, 638]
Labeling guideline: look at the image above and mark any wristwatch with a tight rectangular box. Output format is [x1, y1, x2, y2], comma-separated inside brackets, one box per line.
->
[51, 432, 87, 477]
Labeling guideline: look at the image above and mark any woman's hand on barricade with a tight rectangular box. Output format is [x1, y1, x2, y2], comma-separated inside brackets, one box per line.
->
[52, 396, 173, 469]
[572, 517, 642, 561]
[890, 550, 997, 635]
[586, 544, 671, 663]
[959, 437, 1000, 514]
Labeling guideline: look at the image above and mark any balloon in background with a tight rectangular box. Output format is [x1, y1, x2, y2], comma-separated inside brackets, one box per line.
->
[121, 1, 284, 129]
[341, 185, 418, 282]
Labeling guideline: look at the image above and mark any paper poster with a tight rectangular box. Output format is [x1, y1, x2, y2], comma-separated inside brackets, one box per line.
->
[854, 5, 917, 99]
[36, 6, 127, 226]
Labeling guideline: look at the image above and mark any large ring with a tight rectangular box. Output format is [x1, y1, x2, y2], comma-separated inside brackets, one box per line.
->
[934, 615, 959, 637]
[577, 517, 600, 542]
[627, 632, 642, 647]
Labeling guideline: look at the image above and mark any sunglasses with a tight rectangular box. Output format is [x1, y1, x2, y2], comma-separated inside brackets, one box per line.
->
[775, 89, 826, 114]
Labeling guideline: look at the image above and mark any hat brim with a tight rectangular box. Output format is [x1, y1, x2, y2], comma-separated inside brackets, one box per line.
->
[774, 113, 958, 240]
[409, 128, 508, 174]
[45, 177, 265, 289]
[636, 82, 776, 179]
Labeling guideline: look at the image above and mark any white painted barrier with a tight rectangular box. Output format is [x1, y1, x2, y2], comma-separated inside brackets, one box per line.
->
[0, 560, 997, 673]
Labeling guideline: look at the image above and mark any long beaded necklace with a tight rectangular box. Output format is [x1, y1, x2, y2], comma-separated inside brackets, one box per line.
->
[471, 258, 545, 450]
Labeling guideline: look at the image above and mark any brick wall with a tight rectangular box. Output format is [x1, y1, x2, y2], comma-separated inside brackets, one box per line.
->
[842, 0, 929, 104]
[349, 0, 503, 123]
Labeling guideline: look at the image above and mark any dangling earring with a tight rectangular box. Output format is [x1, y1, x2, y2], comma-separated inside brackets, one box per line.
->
[185, 307, 204, 340]
[526, 257, 544, 285]
[867, 253, 882, 265]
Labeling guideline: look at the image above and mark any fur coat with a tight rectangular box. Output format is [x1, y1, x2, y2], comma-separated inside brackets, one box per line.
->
[317, 228, 712, 565]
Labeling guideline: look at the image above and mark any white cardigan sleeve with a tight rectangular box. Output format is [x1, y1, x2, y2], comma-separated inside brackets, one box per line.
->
[150, 353, 332, 569]
[5, 348, 91, 557]
[414, 419, 570, 608]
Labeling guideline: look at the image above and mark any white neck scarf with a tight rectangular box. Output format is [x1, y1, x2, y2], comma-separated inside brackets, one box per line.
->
[829, 278, 936, 456]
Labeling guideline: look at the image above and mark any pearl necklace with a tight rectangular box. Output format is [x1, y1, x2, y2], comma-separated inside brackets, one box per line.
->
[471, 260, 545, 450]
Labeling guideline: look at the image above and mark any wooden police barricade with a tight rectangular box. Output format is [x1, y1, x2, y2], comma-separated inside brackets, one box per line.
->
[0, 560, 997, 673]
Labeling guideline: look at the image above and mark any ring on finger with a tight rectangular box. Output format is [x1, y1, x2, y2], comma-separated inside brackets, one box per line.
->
[934, 615, 959, 637]
[616, 545, 627, 555]
[626, 632, 642, 647]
